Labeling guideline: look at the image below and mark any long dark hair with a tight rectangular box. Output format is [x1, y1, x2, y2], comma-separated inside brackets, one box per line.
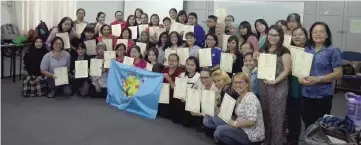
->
[168, 31, 182, 47]
[126, 15, 138, 27]
[306, 22, 332, 48]
[157, 31, 169, 51]
[146, 48, 159, 63]
[254, 19, 269, 39]
[119, 27, 132, 39]
[205, 33, 218, 48]
[149, 14, 160, 26]
[131, 45, 143, 59]
[188, 12, 198, 24]
[263, 25, 289, 56]
[81, 25, 96, 41]
[57, 17, 73, 32]
[226, 35, 241, 56]
[134, 8, 143, 18]
[176, 10, 188, 24]
[239, 21, 256, 40]
[291, 26, 308, 46]
[185, 56, 200, 77]
[96, 12, 106, 22]
[184, 32, 196, 47]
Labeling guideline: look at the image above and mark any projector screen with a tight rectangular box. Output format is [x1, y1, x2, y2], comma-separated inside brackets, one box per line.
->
[214, 1, 304, 27]
[124, 0, 183, 23]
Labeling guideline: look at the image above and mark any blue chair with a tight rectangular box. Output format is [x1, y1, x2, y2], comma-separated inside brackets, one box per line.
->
[335, 51, 361, 93]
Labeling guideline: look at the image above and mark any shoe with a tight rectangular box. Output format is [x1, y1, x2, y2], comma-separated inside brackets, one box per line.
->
[47, 91, 55, 98]
[195, 126, 204, 132]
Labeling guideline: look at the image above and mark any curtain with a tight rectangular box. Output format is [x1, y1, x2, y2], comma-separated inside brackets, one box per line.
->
[14, 0, 77, 32]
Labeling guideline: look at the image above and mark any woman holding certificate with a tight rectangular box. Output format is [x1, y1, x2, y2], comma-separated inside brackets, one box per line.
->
[97, 24, 116, 50]
[69, 42, 91, 96]
[115, 43, 127, 63]
[214, 72, 265, 145]
[130, 45, 147, 69]
[94, 12, 107, 37]
[205, 34, 222, 72]
[23, 37, 49, 97]
[46, 17, 76, 50]
[239, 21, 259, 51]
[159, 54, 184, 118]
[140, 13, 149, 25]
[89, 42, 108, 98]
[299, 22, 343, 129]
[225, 35, 244, 77]
[126, 15, 138, 27]
[134, 8, 143, 25]
[176, 10, 188, 24]
[169, 8, 177, 21]
[187, 12, 205, 47]
[148, 14, 160, 43]
[286, 13, 302, 34]
[41, 37, 72, 98]
[156, 32, 169, 64]
[185, 32, 201, 58]
[286, 26, 308, 145]
[258, 25, 292, 145]
[167, 32, 183, 50]
[146, 48, 163, 73]
[118, 28, 135, 56]
[255, 19, 269, 50]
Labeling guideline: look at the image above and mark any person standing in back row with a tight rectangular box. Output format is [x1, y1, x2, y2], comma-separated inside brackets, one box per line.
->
[110, 11, 127, 30]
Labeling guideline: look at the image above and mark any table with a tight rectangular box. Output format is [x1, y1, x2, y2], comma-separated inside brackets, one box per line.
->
[1, 43, 31, 83]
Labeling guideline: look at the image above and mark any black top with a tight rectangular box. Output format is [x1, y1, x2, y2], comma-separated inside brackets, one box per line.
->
[152, 63, 163, 73]
[228, 53, 244, 78]
[208, 27, 216, 35]
[23, 47, 48, 76]
[69, 54, 91, 74]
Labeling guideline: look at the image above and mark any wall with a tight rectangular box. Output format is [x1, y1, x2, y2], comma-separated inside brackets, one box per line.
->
[77, 1, 124, 24]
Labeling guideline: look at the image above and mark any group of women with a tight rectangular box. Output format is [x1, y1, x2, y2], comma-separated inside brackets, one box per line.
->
[22, 7, 343, 145]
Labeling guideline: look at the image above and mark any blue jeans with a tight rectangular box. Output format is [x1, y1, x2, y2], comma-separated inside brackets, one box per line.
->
[203, 115, 226, 129]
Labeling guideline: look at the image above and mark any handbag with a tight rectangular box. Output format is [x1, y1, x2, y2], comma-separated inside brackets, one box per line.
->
[305, 123, 358, 145]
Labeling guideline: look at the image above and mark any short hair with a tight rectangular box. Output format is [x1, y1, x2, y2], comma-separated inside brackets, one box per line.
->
[225, 15, 234, 22]
[212, 69, 231, 84]
[205, 33, 219, 47]
[306, 22, 332, 48]
[76, 42, 86, 50]
[115, 43, 126, 51]
[291, 26, 308, 46]
[76, 8, 85, 15]
[99, 24, 111, 35]
[114, 11, 123, 16]
[232, 72, 251, 92]
[96, 12, 106, 22]
[188, 12, 198, 20]
[50, 36, 65, 50]
[169, 8, 177, 14]
[176, 10, 188, 23]
[163, 17, 171, 23]
[168, 53, 179, 62]
[208, 15, 217, 22]
[200, 68, 212, 76]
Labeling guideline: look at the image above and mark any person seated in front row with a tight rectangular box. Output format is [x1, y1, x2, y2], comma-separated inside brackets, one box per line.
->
[23, 37, 49, 97]
[214, 72, 265, 145]
[89, 42, 108, 98]
[40, 36, 72, 98]
[69, 42, 91, 96]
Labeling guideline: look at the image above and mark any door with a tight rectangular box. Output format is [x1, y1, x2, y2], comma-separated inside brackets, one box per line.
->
[303, 1, 317, 31]
[316, 1, 345, 49]
[184, 1, 212, 32]
[343, 1, 361, 53]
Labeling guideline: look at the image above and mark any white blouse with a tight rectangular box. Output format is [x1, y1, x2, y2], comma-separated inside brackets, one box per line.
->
[234, 92, 265, 142]
[180, 72, 200, 88]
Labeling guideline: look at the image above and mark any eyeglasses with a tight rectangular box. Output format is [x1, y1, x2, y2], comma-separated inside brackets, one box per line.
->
[232, 80, 247, 85]
[200, 76, 210, 80]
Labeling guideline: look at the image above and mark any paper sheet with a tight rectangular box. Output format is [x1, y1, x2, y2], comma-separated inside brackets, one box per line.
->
[257, 53, 277, 81]
[169, 22, 184, 34]
[54, 67, 69, 86]
[185, 88, 201, 113]
[220, 53, 234, 73]
[176, 48, 190, 65]
[136, 42, 147, 56]
[350, 19, 361, 33]
[75, 60, 88, 78]
[102, 39, 113, 51]
[90, 59, 103, 77]
[289, 46, 305, 61]
[116, 39, 128, 51]
[164, 49, 177, 66]
[182, 25, 195, 40]
[129, 26, 138, 39]
[138, 24, 148, 33]
[56, 32, 70, 49]
[123, 56, 134, 66]
[159, 83, 170, 104]
[84, 39, 97, 55]
[75, 23, 87, 35]
[218, 93, 236, 122]
[156, 28, 166, 41]
[173, 77, 188, 99]
[222, 35, 231, 52]
[283, 35, 292, 48]
[327, 135, 347, 144]
[149, 27, 160, 37]
[201, 90, 216, 116]
[292, 50, 313, 78]
[198, 48, 213, 67]
[215, 8, 228, 22]
[104, 51, 116, 68]
[146, 62, 153, 71]
[111, 24, 122, 37]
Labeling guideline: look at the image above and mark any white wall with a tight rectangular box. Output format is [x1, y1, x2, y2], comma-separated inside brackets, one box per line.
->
[1, 1, 15, 25]
[77, 1, 124, 24]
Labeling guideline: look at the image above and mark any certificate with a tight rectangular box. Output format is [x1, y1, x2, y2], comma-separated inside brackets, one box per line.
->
[102, 39, 113, 51]
[84, 39, 97, 55]
[104, 51, 116, 68]
[185, 88, 201, 113]
[216, 8, 227, 22]
[257, 53, 277, 81]
[159, 83, 170, 104]
[75, 60, 88, 78]
[164, 49, 177, 66]
[136, 42, 147, 56]
[90, 59, 103, 77]
[129, 26, 138, 39]
[111, 24, 122, 37]
[75, 23, 86, 35]
[201, 90, 216, 116]
[156, 28, 166, 41]
[218, 93, 236, 122]
[54, 67, 69, 86]
[56, 32, 70, 49]
[283, 35, 292, 47]
[289, 46, 305, 63]
[182, 25, 195, 40]
[123, 56, 134, 66]
[138, 24, 148, 33]
[173, 77, 187, 99]
[169, 22, 184, 34]
[220, 53, 233, 73]
[221, 34, 231, 52]
[149, 27, 160, 37]
[198, 48, 212, 67]
[293, 51, 313, 78]
[146, 62, 153, 71]
[176, 48, 190, 65]
[116, 39, 128, 51]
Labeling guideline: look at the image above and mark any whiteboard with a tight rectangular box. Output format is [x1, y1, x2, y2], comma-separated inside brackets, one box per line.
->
[124, 0, 183, 23]
[214, 1, 304, 27]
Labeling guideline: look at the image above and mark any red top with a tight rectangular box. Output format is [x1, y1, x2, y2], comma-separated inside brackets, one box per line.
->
[134, 59, 147, 69]
[161, 67, 184, 97]
[116, 57, 124, 63]
[110, 20, 127, 30]
[97, 35, 116, 50]
[126, 40, 136, 56]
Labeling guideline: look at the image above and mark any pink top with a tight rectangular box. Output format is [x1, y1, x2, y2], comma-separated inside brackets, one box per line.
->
[134, 59, 147, 69]
[126, 40, 136, 56]
[97, 35, 116, 50]
[116, 57, 124, 63]
[247, 35, 259, 51]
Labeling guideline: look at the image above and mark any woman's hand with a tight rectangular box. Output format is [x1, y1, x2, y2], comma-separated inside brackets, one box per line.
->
[305, 76, 322, 85]
[227, 120, 237, 127]
[170, 83, 176, 89]
[253, 51, 260, 59]
[232, 54, 237, 62]
[299, 77, 313, 86]
[264, 79, 277, 85]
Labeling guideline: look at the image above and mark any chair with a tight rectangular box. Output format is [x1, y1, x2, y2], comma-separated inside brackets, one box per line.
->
[335, 51, 361, 93]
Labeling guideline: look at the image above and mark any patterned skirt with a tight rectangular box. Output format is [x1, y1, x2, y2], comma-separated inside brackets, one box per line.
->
[22, 74, 47, 97]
